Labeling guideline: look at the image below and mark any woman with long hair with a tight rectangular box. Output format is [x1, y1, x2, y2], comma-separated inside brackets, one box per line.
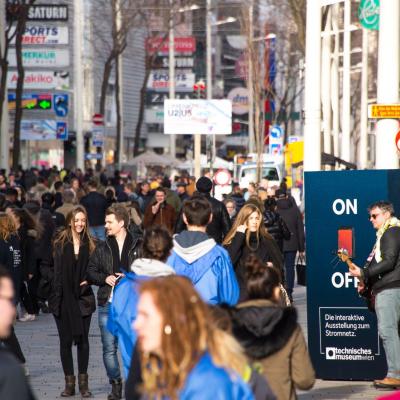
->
[6, 207, 42, 321]
[132, 275, 254, 400]
[223, 203, 283, 302]
[42, 205, 96, 397]
[228, 255, 315, 400]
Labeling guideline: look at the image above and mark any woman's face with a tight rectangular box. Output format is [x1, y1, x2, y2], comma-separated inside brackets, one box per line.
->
[134, 291, 163, 354]
[225, 202, 236, 217]
[71, 179, 79, 190]
[71, 212, 86, 234]
[247, 211, 261, 232]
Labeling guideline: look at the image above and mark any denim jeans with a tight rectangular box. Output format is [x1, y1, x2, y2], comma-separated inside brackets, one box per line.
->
[98, 304, 121, 381]
[90, 226, 106, 241]
[375, 288, 400, 379]
[284, 251, 297, 296]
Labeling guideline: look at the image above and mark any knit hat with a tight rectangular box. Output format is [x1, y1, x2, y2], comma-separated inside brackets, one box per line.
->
[196, 177, 213, 193]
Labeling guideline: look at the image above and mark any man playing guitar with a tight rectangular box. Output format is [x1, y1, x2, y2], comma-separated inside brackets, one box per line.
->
[342, 201, 400, 389]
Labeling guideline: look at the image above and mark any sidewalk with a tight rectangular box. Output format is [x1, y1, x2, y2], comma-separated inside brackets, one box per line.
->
[14, 284, 397, 399]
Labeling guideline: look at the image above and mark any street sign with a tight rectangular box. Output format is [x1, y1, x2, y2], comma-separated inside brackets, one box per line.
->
[368, 104, 400, 119]
[270, 125, 283, 139]
[85, 153, 103, 160]
[20, 120, 67, 140]
[54, 94, 68, 117]
[92, 113, 104, 125]
[8, 93, 52, 110]
[92, 126, 105, 147]
[358, 0, 380, 31]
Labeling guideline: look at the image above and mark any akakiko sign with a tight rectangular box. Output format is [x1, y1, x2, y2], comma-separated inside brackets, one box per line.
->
[10, 26, 69, 45]
[7, 71, 69, 89]
[146, 37, 196, 54]
[8, 48, 70, 67]
[21, 120, 68, 140]
[164, 99, 232, 135]
[147, 70, 195, 92]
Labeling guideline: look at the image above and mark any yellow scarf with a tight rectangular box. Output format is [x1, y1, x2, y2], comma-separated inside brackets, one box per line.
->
[375, 217, 400, 262]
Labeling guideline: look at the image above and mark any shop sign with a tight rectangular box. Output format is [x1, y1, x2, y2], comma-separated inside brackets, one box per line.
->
[21, 120, 68, 140]
[7, 71, 69, 89]
[145, 108, 164, 124]
[10, 26, 68, 45]
[8, 48, 70, 67]
[146, 91, 192, 106]
[227, 87, 249, 115]
[27, 5, 68, 21]
[147, 70, 195, 92]
[146, 37, 196, 54]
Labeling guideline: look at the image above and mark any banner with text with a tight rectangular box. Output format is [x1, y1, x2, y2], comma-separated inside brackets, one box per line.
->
[8, 48, 70, 67]
[7, 71, 69, 90]
[147, 70, 195, 93]
[10, 26, 68, 45]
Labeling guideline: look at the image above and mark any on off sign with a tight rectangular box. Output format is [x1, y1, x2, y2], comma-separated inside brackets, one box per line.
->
[368, 104, 400, 119]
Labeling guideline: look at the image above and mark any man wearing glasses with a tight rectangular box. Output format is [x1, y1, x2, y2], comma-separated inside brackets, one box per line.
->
[348, 201, 400, 389]
[0, 265, 35, 399]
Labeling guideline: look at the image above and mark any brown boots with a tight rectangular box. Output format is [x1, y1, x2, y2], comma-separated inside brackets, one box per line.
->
[78, 373, 92, 398]
[61, 375, 75, 397]
[61, 374, 92, 397]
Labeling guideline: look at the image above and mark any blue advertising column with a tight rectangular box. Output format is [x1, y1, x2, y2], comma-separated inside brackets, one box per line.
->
[305, 169, 400, 380]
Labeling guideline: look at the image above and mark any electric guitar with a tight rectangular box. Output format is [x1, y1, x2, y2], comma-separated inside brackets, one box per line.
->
[337, 248, 375, 311]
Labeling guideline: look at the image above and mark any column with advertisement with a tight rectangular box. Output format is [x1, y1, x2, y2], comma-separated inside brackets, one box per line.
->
[305, 169, 400, 380]
[6, 3, 70, 168]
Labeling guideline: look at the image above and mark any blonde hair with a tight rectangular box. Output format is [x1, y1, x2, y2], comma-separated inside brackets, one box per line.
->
[223, 203, 271, 247]
[0, 212, 17, 241]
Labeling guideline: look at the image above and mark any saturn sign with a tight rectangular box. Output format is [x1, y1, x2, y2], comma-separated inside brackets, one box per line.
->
[227, 87, 249, 115]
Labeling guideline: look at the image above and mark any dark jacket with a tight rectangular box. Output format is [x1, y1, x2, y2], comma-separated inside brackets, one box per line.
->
[42, 240, 96, 317]
[224, 232, 284, 302]
[363, 226, 400, 294]
[87, 232, 141, 306]
[264, 210, 291, 253]
[80, 191, 108, 227]
[143, 201, 176, 234]
[229, 299, 315, 400]
[175, 193, 232, 244]
[276, 198, 305, 253]
[0, 348, 36, 400]
[18, 227, 38, 280]
[0, 235, 22, 302]
[138, 191, 154, 214]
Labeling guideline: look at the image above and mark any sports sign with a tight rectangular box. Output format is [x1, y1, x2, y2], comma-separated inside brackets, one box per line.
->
[10, 26, 69, 45]
[164, 99, 232, 135]
[7, 71, 69, 89]
[147, 70, 195, 92]
[8, 93, 52, 111]
[8, 48, 70, 67]
[21, 120, 68, 140]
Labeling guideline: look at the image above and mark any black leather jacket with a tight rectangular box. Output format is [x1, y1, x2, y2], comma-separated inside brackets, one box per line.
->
[87, 232, 141, 306]
[364, 226, 400, 294]
[175, 193, 232, 244]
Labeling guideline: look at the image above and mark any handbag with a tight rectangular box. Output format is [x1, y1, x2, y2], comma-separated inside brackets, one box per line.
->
[296, 254, 307, 286]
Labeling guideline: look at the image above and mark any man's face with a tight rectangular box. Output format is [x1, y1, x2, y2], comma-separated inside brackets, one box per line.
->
[142, 183, 149, 194]
[0, 277, 15, 338]
[155, 191, 165, 203]
[0, 175, 5, 185]
[177, 186, 186, 195]
[105, 214, 124, 236]
[369, 207, 391, 230]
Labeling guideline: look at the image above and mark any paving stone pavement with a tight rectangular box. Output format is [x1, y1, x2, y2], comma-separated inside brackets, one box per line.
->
[14, 284, 398, 399]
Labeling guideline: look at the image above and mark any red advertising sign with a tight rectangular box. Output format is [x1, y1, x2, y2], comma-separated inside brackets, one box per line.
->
[146, 37, 196, 54]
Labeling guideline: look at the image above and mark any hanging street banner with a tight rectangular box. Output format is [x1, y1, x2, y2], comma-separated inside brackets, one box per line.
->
[10, 26, 69, 45]
[8, 93, 52, 111]
[164, 99, 232, 135]
[8, 48, 70, 67]
[358, 0, 380, 30]
[147, 70, 195, 92]
[21, 120, 68, 140]
[146, 37, 196, 55]
[7, 71, 69, 90]
[368, 104, 400, 119]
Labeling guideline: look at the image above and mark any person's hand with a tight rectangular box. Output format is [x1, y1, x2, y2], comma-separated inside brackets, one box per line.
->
[80, 280, 88, 286]
[299, 252, 305, 258]
[105, 273, 125, 287]
[28, 274, 33, 280]
[152, 202, 160, 214]
[237, 225, 247, 233]
[349, 266, 361, 278]
[357, 282, 365, 293]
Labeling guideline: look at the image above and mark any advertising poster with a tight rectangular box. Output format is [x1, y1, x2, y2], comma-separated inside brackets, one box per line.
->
[8, 48, 70, 67]
[21, 120, 68, 140]
[7, 71, 69, 89]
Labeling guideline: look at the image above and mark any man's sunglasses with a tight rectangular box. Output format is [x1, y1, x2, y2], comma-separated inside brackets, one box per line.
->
[369, 213, 381, 220]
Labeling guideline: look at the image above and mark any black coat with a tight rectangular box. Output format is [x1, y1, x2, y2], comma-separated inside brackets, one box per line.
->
[264, 210, 291, 253]
[364, 226, 400, 294]
[224, 232, 284, 302]
[43, 240, 96, 317]
[0, 235, 22, 302]
[87, 232, 141, 306]
[175, 193, 232, 244]
[18, 227, 38, 280]
[80, 191, 108, 227]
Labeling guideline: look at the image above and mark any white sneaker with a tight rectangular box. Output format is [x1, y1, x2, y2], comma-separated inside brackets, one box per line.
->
[19, 314, 36, 322]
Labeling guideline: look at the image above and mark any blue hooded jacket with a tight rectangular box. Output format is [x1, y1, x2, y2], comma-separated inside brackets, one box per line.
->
[179, 352, 254, 399]
[167, 231, 239, 305]
[107, 259, 175, 378]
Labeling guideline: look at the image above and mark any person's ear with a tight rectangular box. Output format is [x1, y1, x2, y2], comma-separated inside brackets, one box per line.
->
[208, 213, 213, 224]
[273, 286, 281, 303]
[183, 213, 188, 226]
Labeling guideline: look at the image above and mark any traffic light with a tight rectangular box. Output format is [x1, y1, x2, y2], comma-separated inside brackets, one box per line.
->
[193, 80, 206, 99]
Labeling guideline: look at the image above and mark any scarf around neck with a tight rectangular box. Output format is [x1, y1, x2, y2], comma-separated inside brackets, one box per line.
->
[375, 217, 400, 263]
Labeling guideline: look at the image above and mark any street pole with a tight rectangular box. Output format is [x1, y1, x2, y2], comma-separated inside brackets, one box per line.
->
[248, 0, 255, 154]
[359, 28, 368, 169]
[341, 0, 351, 162]
[375, 0, 399, 169]
[116, 0, 124, 169]
[303, 0, 321, 171]
[74, 0, 84, 170]
[331, 2, 340, 160]
[206, 0, 214, 176]
[0, 0, 9, 170]
[168, 0, 176, 158]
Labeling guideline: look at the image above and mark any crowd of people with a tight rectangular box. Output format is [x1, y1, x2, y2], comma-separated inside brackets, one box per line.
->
[0, 166, 313, 400]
